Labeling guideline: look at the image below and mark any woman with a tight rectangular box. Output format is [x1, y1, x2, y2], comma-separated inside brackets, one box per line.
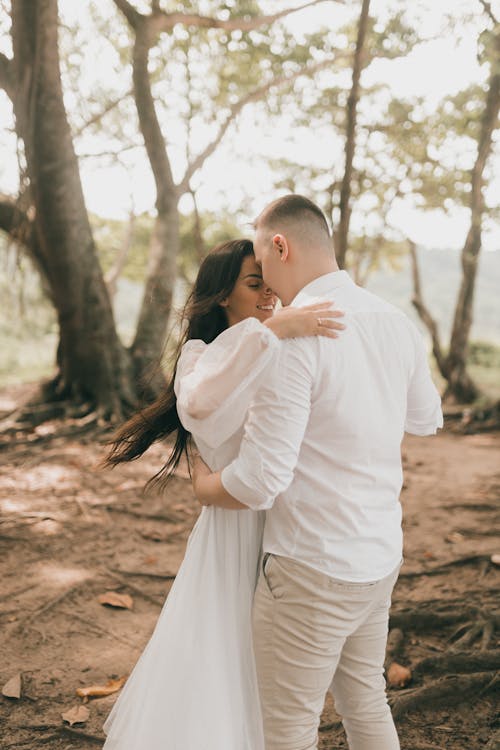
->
[102, 239, 344, 750]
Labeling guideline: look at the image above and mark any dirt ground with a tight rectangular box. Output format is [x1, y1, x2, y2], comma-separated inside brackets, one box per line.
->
[0, 383, 499, 750]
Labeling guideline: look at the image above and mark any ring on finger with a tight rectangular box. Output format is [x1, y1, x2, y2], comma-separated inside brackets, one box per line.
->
[317, 317, 324, 326]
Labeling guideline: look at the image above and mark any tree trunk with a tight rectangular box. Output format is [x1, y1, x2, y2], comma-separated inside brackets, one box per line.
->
[124, 14, 180, 392]
[443, 30, 500, 403]
[9, 0, 136, 418]
[336, 0, 370, 269]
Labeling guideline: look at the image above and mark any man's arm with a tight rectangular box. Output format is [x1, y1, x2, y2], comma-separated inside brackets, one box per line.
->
[193, 340, 316, 510]
[405, 325, 443, 435]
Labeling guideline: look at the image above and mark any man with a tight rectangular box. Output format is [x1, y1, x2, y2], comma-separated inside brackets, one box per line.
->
[193, 195, 443, 750]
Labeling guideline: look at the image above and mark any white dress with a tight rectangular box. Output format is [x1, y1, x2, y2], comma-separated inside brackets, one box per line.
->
[102, 317, 280, 750]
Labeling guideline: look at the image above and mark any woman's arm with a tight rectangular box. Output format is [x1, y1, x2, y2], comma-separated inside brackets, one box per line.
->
[264, 301, 345, 340]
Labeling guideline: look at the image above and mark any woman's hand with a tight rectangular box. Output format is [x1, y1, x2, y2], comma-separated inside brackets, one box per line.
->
[189, 448, 212, 505]
[263, 301, 345, 340]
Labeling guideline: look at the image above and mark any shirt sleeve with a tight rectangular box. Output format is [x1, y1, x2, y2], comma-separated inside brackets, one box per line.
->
[405, 324, 444, 435]
[221, 340, 315, 510]
[174, 317, 280, 446]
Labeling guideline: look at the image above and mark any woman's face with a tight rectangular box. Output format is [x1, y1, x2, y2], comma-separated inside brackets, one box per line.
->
[221, 255, 277, 326]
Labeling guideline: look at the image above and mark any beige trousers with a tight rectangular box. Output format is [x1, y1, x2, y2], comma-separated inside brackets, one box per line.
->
[252, 553, 401, 750]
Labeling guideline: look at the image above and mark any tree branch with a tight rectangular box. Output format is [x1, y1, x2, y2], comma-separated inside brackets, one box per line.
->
[152, 0, 340, 34]
[0, 52, 14, 101]
[112, 0, 142, 28]
[337, 0, 370, 269]
[73, 89, 134, 138]
[0, 195, 52, 290]
[179, 55, 346, 193]
[408, 239, 446, 376]
[478, 0, 498, 25]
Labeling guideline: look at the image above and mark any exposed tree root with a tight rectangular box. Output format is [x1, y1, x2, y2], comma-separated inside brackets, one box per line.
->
[103, 504, 184, 525]
[59, 725, 104, 744]
[384, 627, 405, 669]
[10, 580, 91, 637]
[485, 727, 500, 750]
[0, 582, 39, 602]
[448, 616, 497, 651]
[461, 400, 500, 434]
[60, 609, 138, 648]
[111, 567, 176, 581]
[390, 601, 490, 630]
[390, 671, 499, 718]
[318, 718, 343, 732]
[445, 502, 499, 512]
[400, 554, 494, 578]
[413, 649, 500, 678]
[0, 413, 104, 454]
[101, 567, 165, 608]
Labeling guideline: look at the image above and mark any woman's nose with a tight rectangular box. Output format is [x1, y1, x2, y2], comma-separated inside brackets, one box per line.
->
[263, 286, 274, 297]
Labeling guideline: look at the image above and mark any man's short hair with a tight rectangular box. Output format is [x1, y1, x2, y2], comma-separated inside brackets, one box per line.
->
[256, 194, 331, 238]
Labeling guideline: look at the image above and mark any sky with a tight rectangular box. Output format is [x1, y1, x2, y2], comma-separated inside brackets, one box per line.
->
[0, 0, 499, 251]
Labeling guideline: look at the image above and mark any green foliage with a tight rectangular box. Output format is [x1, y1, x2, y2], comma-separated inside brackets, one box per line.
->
[90, 210, 242, 284]
[468, 340, 500, 369]
[91, 212, 152, 282]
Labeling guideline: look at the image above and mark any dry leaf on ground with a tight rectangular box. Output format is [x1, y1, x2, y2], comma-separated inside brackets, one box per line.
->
[446, 532, 465, 543]
[76, 675, 127, 701]
[387, 662, 412, 688]
[97, 591, 133, 609]
[2, 673, 22, 699]
[61, 704, 90, 726]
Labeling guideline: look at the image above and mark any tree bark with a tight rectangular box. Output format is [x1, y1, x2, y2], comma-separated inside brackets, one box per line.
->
[8, 1, 136, 417]
[336, 0, 370, 269]
[443, 30, 500, 403]
[124, 14, 180, 390]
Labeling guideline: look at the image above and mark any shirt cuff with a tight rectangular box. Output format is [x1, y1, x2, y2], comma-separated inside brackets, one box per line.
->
[405, 405, 444, 435]
[221, 464, 274, 511]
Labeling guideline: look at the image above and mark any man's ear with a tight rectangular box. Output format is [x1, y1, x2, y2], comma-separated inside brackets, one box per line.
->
[272, 233, 289, 262]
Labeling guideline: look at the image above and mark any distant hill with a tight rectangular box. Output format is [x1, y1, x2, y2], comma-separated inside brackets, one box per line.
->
[365, 248, 500, 345]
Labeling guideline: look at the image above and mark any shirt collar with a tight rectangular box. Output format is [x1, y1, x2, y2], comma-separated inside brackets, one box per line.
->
[291, 270, 354, 306]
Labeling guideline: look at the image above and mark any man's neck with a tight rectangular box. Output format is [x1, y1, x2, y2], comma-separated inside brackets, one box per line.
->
[284, 261, 339, 306]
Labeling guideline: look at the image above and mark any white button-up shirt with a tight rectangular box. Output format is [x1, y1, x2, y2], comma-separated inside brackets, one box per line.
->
[221, 270, 443, 582]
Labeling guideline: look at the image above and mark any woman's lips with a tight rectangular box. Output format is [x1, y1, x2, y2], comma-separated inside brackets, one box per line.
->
[256, 304, 274, 310]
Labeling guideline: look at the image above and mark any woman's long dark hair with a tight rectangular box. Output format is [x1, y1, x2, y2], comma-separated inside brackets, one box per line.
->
[104, 238, 254, 490]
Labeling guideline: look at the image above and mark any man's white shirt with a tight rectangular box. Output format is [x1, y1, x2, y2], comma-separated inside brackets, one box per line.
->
[221, 270, 443, 582]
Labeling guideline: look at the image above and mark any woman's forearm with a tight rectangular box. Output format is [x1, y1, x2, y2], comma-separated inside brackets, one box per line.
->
[194, 469, 248, 510]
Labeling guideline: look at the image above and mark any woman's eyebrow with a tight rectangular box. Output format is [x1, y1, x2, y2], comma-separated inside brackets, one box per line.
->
[243, 273, 263, 280]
